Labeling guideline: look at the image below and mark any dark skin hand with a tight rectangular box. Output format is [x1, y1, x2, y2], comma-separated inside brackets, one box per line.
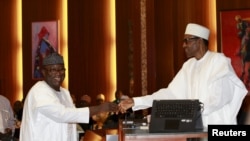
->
[4, 128, 12, 135]
[89, 102, 119, 116]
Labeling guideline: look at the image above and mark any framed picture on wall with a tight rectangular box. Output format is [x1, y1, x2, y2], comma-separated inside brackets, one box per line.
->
[220, 9, 250, 90]
[31, 20, 59, 80]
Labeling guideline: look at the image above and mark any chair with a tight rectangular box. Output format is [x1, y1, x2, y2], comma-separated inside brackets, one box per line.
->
[106, 129, 118, 141]
[83, 130, 103, 141]
[243, 95, 250, 124]
[237, 94, 250, 124]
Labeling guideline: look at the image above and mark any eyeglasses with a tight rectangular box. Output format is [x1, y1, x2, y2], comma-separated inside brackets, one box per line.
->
[183, 37, 200, 44]
[45, 67, 66, 74]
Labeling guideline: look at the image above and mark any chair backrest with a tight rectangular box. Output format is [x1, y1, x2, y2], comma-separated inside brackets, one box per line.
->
[106, 129, 118, 141]
[237, 94, 250, 125]
[83, 130, 103, 141]
[243, 95, 250, 124]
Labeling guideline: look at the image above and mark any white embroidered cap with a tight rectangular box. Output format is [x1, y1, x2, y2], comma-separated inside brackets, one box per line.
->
[184, 23, 210, 40]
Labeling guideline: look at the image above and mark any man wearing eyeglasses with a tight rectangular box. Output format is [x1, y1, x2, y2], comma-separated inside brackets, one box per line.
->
[20, 52, 118, 141]
[118, 23, 248, 130]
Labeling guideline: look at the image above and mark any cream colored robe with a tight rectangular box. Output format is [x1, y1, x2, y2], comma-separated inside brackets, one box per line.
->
[132, 51, 248, 128]
[20, 81, 90, 141]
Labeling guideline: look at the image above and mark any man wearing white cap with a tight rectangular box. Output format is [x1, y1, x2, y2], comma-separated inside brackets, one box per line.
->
[118, 23, 248, 129]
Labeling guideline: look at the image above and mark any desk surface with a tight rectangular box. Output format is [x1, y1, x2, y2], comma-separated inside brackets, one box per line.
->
[120, 121, 207, 141]
[122, 128, 207, 141]
[124, 128, 207, 135]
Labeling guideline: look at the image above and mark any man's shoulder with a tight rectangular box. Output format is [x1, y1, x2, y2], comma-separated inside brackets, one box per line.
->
[0, 95, 9, 102]
[183, 51, 228, 67]
[208, 51, 229, 62]
[29, 81, 47, 92]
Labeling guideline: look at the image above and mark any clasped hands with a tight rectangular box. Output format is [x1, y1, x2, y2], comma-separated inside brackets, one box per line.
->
[98, 98, 134, 115]
[117, 98, 134, 113]
[109, 98, 134, 114]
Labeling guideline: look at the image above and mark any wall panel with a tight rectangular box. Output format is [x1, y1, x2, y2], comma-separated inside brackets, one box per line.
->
[1, 0, 250, 105]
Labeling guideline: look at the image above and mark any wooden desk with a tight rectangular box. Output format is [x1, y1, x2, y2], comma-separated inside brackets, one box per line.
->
[119, 121, 207, 141]
[121, 128, 207, 141]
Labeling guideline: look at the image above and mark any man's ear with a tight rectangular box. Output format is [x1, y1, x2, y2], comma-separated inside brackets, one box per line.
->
[41, 68, 46, 76]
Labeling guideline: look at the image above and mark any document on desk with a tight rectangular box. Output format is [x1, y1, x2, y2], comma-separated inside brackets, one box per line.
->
[122, 119, 148, 129]
[106, 135, 118, 141]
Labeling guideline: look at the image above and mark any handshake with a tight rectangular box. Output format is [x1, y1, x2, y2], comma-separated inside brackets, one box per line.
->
[90, 98, 135, 116]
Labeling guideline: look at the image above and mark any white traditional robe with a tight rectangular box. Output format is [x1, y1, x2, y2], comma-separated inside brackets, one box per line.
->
[132, 51, 248, 128]
[20, 81, 90, 141]
[0, 95, 15, 134]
